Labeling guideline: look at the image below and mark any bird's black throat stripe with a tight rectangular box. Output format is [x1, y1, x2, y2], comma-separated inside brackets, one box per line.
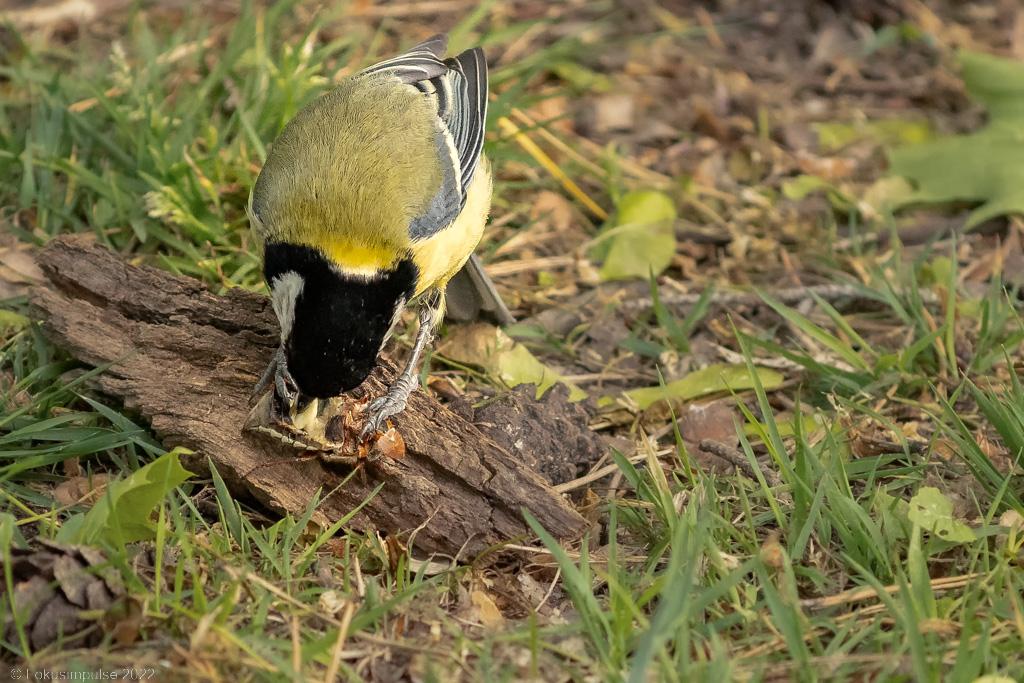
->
[263, 242, 418, 399]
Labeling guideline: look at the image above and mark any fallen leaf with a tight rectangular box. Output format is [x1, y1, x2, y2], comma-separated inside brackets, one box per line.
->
[100, 595, 143, 645]
[530, 190, 574, 234]
[0, 310, 31, 337]
[375, 427, 405, 460]
[996, 509, 1023, 548]
[908, 487, 976, 544]
[675, 401, 738, 469]
[56, 449, 193, 545]
[0, 243, 44, 299]
[813, 119, 933, 152]
[383, 533, 406, 577]
[860, 176, 916, 219]
[606, 363, 785, 410]
[516, 573, 550, 608]
[589, 93, 636, 132]
[797, 153, 856, 181]
[888, 50, 1024, 228]
[999, 509, 1023, 530]
[781, 175, 857, 212]
[437, 324, 586, 401]
[52, 474, 111, 506]
[471, 590, 505, 629]
[318, 590, 352, 616]
[760, 530, 786, 568]
[594, 190, 678, 281]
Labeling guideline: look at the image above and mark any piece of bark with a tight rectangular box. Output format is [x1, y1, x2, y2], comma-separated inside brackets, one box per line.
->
[473, 383, 605, 487]
[28, 235, 588, 557]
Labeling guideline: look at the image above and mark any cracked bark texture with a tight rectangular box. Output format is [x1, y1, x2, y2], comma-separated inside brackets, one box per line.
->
[28, 235, 589, 557]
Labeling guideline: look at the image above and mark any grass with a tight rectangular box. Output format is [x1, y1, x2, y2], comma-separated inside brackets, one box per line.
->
[2, 1, 1024, 681]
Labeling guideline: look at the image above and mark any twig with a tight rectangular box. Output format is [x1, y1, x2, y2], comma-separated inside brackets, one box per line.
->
[349, 0, 475, 16]
[800, 572, 983, 609]
[486, 255, 576, 277]
[699, 439, 786, 491]
[496, 116, 608, 220]
[554, 452, 653, 494]
[620, 283, 940, 315]
[695, 7, 725, 49]
[510, 106, 611, 182]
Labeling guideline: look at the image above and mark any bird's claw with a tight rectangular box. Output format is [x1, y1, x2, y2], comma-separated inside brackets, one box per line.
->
[360, 393, 408, 440]
[254, 346, 300, 409]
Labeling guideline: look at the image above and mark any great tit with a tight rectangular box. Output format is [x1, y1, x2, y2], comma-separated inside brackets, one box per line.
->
[248, 34, 506, 437]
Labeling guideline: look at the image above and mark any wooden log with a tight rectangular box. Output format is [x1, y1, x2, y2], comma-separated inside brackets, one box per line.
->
[28, 235, 589, 557]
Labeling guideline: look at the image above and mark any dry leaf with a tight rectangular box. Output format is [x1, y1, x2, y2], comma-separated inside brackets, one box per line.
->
[760, 530, 786, 569]
[996, 509, 1024, 549]
[471, 590, 505, 629]
[52, 474, 111, 506]
[0, 243, 45, 298]
[383, 533, 406, 577]
[318, 590, 353, 616]
[675, 401, 738, 469]
[917, 618, 960, 637]
[100, 595, 143, 645]
[530, 190, 574, 234]
[797, 153, 856, 181]
[375, 427, 405, 460]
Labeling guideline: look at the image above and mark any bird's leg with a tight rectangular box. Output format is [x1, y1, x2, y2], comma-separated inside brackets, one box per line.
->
[361, 291, 442, 439]
[253, 346, 300, 409]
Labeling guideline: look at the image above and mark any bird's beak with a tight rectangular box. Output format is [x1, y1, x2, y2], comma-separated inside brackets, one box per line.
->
[289, 395, 320, 431]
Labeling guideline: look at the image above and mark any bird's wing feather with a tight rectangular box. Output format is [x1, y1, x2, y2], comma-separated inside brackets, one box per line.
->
[361, 35, 488, 241]
[359, 34, 450, 83]
[442, 46, 488, 198]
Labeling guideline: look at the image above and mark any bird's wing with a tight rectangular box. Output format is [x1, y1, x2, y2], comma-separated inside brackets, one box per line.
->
[358, 34, 450, 83]
[362, 34, 489, 241]
[444, 253, 514, 326]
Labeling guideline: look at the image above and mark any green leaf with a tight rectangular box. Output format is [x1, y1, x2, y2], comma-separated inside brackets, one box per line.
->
[617, 189, 677, 226]
[597, 190, 677, 281]
[780, 175, 856, 212]
[609, 363, 785, 410]
[0, 310, 30, 336]
[781, 175, 831, 200]
[888, 50, 1024, 228]
[551, 62, 613, 93]
[861, 176, 916, 218]
[907, 487, 976, 545]
[57, 449, 194, 546]
[813, 119, 933, 152]
[743, 413, 821, 438]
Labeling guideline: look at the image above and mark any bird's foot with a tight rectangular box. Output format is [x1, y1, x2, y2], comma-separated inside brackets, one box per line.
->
[360, 379, 415, 440]
[253, 346, 300, 409]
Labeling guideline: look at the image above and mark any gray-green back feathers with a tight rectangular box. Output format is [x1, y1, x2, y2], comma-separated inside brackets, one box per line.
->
[364, 34, 489, 240]
[249, 34, 488, 256]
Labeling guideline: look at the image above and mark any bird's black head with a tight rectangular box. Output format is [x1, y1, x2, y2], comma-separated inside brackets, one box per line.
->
[263, 242, 417, 400]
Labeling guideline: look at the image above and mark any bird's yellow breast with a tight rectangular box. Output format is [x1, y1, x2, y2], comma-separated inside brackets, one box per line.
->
[410, 156, 492, 295]
[322, 240, 396, 277]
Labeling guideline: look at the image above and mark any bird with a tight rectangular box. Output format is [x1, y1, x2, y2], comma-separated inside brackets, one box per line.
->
[247, 34, 506, 438]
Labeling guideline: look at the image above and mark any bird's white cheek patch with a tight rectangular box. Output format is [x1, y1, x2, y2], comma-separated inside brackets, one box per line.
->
[270, 271, 305, 341]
